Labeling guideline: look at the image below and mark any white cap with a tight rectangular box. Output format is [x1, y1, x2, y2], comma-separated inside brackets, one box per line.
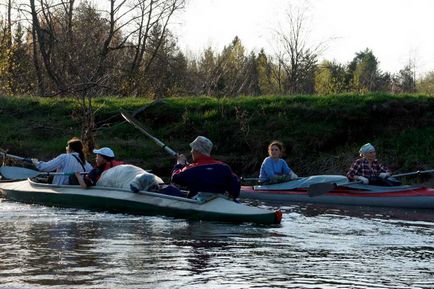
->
[93, 147, 115, 158]
[190, 136, 213, 156]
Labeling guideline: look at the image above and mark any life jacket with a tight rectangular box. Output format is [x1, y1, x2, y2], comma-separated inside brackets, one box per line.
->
[87, 160, 125, 185]
[102, 160, 124, 173]
[171, 155, 240, 198]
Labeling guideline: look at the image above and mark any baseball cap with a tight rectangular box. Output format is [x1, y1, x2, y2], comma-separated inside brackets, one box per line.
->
[93, 147, 115, 158]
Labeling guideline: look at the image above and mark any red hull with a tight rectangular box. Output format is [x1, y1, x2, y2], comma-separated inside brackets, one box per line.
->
[240, 185, 434, 208]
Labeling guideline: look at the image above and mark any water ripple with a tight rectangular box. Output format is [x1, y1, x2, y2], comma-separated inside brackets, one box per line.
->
[0, 200, 434, 288]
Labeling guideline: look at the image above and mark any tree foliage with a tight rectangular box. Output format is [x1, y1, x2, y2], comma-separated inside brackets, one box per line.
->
[392, 63, 416, 93]
[274, 6, 321, 94]
[315, 60, 347, 95]
[417, 71, 434, 94]
[0, 0, 431, 103]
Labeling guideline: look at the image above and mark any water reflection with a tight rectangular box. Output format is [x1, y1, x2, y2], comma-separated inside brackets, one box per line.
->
[261, 199, 434, 223]
[0, 200, 433, 288]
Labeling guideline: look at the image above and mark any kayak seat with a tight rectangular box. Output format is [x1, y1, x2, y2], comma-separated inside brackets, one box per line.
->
[368, 176, 401, 186]
[158, 184, 187, 198]
[32, 176, 52, 184]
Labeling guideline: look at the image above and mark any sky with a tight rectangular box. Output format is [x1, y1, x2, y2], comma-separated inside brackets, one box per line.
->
[173, 0, 434, 76]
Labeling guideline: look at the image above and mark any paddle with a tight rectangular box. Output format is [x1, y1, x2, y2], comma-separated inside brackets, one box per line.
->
[391, 169, 434, 178]
[1, 152, 33, 164]
[308, 169, 434, 197]
[240, 176, 300, 185]
[308, 180, 363, 197]
[0, 166, 41, 180]
[0, 166, 87, 180]
[240, 177, 267, 184]
[120, 109, 177, 157]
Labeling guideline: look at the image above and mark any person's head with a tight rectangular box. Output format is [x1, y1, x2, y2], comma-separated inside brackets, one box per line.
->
[359, 143, 376, 161]
[268, 141, 284, 159]
[67, 137, 83, 153]
[93, 147, 115, 166]
[189, 136, 213, 161]
[67, 137, 86, 162]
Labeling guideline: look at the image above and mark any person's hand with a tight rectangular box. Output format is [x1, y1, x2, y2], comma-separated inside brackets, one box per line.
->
[31, 158, 39, 166]
[176, 154, 187, 165]
[290, 172, 298, 179]
[74, 172, 88, 189]
[270, 175, 291, 184]
[355, 176, 369, 184]
[379, 172, 391, 179]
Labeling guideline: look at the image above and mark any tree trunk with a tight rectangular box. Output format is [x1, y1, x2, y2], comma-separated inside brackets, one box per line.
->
[31, 26, 45, 96]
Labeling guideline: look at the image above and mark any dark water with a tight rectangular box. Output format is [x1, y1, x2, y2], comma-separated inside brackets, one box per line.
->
[1, 199, 434, 289]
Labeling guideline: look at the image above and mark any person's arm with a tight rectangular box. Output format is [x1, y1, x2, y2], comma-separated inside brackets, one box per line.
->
[75, 172, 88, 189]
[225, 166, 240, 200]
[347, 160, 369, 184]
[281, 159, 291, 175]
[74, 163, 94, 188]
[280, 159, 298, 178]
[35, 154, 66, 172]
[171, 154, 191, 187]
[171, 154, 187, 174]
[346, 159, 360, 180]
[80, 168, 101, 188]
[378, 162, 391, 178]
[259, 158, 274, 181]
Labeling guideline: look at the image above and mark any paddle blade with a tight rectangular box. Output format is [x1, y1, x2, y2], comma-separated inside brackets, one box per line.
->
[0, 166, 40, 180]
[308, 182, 336, 197]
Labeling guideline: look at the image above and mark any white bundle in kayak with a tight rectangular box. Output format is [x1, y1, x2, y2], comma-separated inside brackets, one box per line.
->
[97, 164, 163, 192]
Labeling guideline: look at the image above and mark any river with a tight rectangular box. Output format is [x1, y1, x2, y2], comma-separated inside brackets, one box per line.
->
[0, 199, 433, 289]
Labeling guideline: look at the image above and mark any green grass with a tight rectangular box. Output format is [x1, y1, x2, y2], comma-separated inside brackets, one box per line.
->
[1, 94, 433, 181]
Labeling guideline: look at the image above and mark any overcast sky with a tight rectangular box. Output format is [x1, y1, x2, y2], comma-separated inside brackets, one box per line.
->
[173, 0, 434, 76]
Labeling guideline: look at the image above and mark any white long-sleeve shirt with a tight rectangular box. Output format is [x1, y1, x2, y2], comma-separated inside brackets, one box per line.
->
[36, 152, 93, 185]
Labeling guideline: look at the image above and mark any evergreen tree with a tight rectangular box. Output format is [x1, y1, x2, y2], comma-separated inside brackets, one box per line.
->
[198, 47, 217, 96]
[392, 64, 416, 93]
[256, 49, 275, 95]
[348, 48, 381, 92]
[417, 71, 434, 94]
[315, 60, 348, 95]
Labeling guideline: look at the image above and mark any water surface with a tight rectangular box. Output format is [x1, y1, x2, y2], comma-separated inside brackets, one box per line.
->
[1, 199, 433, 289]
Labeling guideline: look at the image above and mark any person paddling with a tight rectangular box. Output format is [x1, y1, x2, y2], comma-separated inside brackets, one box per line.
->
[346, 143, 400, 186]
[171, 136, 240, 200]
[259, 140, 298, 183]
[32, 137, 92, 185]
[76, 147, 124, 188]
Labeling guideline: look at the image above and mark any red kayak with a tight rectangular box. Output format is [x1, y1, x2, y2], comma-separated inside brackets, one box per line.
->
[241, 175, 434, 209]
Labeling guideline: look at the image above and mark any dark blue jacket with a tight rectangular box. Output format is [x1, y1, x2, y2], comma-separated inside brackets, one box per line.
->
[171, 155, 240, 199]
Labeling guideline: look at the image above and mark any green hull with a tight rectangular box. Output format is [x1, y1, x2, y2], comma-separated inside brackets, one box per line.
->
[0, 180, 281, 225]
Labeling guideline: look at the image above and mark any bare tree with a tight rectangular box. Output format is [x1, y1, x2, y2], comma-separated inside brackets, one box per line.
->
[26, 0, 184, 151]
[273, 4, 326, 94]
[125, 0, 185, 96]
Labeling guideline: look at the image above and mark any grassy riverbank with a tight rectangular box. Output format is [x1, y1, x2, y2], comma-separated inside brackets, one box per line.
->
[1, 94, 433, 181]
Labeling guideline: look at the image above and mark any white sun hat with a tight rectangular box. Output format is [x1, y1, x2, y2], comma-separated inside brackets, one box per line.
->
[93, 147, 115, 158]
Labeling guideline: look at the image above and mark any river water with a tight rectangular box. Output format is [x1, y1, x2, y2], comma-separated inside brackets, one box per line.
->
[0, 199, 433, 289]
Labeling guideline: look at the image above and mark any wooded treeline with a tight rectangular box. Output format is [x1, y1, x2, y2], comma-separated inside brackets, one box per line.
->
[1, 0, 433, 153]
[1, 0, 433, 99]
